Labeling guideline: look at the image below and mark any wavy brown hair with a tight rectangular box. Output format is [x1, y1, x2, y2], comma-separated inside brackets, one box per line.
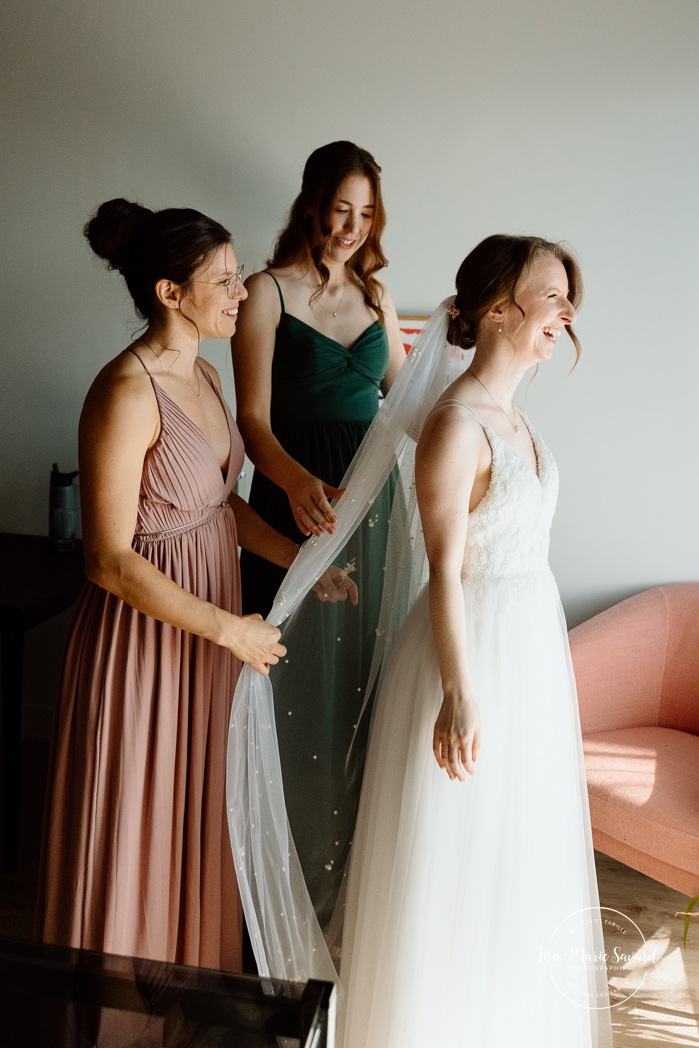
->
[447, 235, 584, 366]
[268, 141, 388, 322]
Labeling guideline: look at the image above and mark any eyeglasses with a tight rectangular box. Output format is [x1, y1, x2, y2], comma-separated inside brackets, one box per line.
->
[193, 264, 245, 298]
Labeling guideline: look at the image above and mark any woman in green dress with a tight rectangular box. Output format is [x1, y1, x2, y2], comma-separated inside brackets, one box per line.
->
[232, 141, 405, 927]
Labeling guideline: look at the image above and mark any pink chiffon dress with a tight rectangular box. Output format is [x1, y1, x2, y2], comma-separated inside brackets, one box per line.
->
[36, 358, 245, 970]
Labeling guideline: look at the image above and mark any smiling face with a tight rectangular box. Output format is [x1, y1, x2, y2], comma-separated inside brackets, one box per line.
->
[323, 173, 375, 266]
[184, 243, 247, 339]
[505, 256, 577, 361]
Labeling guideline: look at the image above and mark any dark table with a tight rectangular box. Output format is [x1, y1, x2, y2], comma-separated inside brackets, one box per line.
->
[0, 533, 84, 871]
[0, 936, 335, 1047]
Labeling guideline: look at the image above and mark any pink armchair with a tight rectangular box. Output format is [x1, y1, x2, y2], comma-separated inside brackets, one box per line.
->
[569, 584, 699, 898]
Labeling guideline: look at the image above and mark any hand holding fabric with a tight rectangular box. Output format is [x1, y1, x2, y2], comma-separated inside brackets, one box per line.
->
[220, 611, 286, 675]
[286, 473, 343, 537]
[312, 563, 359, 605]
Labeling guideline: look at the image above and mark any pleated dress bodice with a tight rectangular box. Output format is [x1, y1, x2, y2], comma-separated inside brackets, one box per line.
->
[135, 369, 243, 538]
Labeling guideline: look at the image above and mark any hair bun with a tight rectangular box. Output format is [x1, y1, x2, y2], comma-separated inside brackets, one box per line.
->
[447, 313, 477, 350]
[84, 198, 153, 271]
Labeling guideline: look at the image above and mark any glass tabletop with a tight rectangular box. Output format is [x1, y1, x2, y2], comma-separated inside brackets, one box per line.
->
[0, 937, 335, 1048]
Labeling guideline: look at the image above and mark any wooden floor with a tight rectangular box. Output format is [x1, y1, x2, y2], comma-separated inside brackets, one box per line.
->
[596, 853, 699, 1046]
[1, 741, 697, 1044]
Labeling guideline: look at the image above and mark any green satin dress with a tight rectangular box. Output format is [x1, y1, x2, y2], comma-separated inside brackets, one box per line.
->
[240, 272, 395, 927]
[241, 273, 389, 616]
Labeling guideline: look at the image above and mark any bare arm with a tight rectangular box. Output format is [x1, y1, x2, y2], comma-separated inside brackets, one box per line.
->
[229, 491, 299, 569]
[232, 272, 341, 538]
[79, 356, 285, 675]
[377, 285, 407, 394]
[415, 406, 490, 780]
[229, 493, 358, 605]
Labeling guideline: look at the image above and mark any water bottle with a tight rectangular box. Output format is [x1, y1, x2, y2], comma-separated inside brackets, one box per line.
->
[49, 463, 79, 552]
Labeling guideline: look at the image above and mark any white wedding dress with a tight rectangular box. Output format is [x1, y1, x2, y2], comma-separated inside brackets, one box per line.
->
[339, 401, 613, 1048]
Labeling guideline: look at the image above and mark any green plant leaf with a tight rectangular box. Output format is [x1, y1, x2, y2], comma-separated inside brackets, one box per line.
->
[683, 896, 699, 949]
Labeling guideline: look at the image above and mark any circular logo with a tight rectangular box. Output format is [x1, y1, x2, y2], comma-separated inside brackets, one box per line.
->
[542, 906, 657, 1009]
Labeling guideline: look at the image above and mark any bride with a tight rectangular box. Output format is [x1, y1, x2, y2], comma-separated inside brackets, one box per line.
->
[228, 235, 613, 1048]
[339, 235, 612, 1047]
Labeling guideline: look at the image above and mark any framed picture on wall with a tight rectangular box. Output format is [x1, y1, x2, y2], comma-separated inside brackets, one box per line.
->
[398, 315, 428, 354]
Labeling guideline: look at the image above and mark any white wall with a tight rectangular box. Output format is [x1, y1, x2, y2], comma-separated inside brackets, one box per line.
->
[1, 0, 698, 693]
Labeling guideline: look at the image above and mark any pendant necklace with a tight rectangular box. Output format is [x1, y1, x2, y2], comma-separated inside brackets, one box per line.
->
[469, 371, 520, 433]
[143, 341, 201, 399]
[316, 280, 347, 319]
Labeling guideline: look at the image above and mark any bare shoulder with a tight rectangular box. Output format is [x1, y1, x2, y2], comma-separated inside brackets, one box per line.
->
[85, 348, 154, 400]
[81, 349, 158, 433]
[245, 269, 277, 296]
[248, 265, 300, 294]
[376, 281, 399, 317]
[239, 270, 283, 325]
[374, 279, 393, 305]
[264, 263, 313, 299]
[417, 395, 489, 479]
[421, 395, 487, 446]
[265, 263, 301, 282]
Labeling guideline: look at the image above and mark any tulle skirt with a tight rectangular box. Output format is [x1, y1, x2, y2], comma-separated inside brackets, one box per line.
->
[339, 569, 612, 1048]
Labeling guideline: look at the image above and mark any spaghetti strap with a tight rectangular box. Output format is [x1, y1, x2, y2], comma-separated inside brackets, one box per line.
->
[197, 363, 217, 393]
[427, 397, 487, 430]
[128, 346, 209, 385]
[263, 271, 285, 313]
[127, 347, 160, 401]
[127, 347, 215, 411]
[128, 347, 150, 372]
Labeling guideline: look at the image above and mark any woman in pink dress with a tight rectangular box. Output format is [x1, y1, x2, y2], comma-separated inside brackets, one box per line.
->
[36, 198, 297, 970]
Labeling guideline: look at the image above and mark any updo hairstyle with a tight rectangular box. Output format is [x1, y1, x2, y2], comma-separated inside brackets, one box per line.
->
[269, 141, 388, 320]
[84, 198, 232, 326]
[447, 235, 583, 364]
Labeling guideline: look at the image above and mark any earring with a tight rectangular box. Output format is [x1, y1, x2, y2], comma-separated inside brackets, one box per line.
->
[498, 325, 502, 334]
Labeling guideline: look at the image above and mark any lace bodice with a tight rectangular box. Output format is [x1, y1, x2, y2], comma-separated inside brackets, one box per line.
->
[434, 400, 558, 584]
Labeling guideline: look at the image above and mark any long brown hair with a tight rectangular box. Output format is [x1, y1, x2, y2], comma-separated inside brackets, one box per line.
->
[269, 141, 388, 322]
[447, 235, 584, 365]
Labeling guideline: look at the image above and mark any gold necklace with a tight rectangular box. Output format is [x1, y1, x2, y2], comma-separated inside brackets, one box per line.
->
[143, 341, 201, 399]
[469, 371, 520, 433]
[315, 280, 347, 319]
